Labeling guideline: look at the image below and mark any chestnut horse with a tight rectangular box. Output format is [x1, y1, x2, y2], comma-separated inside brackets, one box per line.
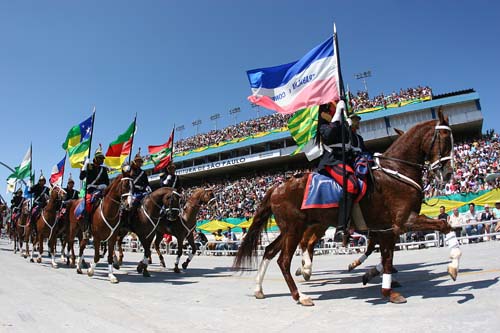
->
[13, 200, 31, 257]
[153, 187, 215, 273]
[234, 110, 461, 306]
[32, 186, 66, 268]
[69, 173, 133, 283]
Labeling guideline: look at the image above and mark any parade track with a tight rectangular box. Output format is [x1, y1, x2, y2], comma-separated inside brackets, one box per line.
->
[1, 239, 499, 332]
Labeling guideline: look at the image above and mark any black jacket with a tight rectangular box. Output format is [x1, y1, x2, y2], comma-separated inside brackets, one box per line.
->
[160, 173, 182, 193]
[131, 167, 150, 192]
[80, 164, 110, 193]
[29, 184, 50, 207]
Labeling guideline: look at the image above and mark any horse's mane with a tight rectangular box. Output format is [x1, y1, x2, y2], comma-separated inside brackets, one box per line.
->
[103, 175, 121, 196]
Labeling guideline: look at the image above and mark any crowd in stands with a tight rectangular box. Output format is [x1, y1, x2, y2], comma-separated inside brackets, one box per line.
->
[350, 86, 432, 112]
[173, 114, 292, 154]
[423, 131, 500, 198]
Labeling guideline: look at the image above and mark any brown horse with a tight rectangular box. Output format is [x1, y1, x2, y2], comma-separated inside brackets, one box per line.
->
[70, 173, 134, 283]
[31, 186, 66, 267]
[121, 186, 180, 277]
[63, 198, 85, 268]
[12, 199, 32, 257]
[153, 187, 215, 273]
[234, 110, 460, 306]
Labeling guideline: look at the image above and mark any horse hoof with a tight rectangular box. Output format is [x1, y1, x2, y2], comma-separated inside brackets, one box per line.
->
[143, 270, 151, 278]
[295, 267, 302, 276]
[23, 254, 28, 259]
[87, 269, 94, 277]
[137, 263, 144, 274]
[389, 292, 407, 304]
[36, 258, 42, 264]
[148, 259, 153, 265]
[391, 266, 398, 273]
[182, 262, 188, 270]
[302, 272, 311, 281]
[30, 258, 34, 263]
[52, 263, 59, 269]
[348, 263, 357, 272]
[160, 261, 166, 268]
[118, 259, 123, 266]
[174, 267, 181, 274]
[391, 280, 402, 288]
[109, 275, 119, 284]
[362, 274, 369, 285]
[76, 268, 83, 274]
[448, 265, 458, 281]
[298, 297, 315, 306]
[113, 263, 120, 270]
[255, 291, 265, 299]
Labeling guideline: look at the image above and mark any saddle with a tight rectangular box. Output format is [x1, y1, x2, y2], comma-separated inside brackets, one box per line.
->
[301, 173, 367, 209]
[74, 193, 102, 220]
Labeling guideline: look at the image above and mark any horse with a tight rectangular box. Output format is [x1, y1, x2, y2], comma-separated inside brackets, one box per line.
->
[68, 173, 134, 283]
[12, 200, 32, 257]
[62, 198, 85, 268]
[233, 110, 460, 306]
[120, 186, 180, 277]
[31, 186, 66, 268]
[153, 187, 215, 273]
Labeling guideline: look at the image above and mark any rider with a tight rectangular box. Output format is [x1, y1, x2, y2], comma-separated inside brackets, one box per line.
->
[130, 150, 151, 205]
[79, 146, 110, 239]
[10, 189, 25, 222]
[64, 177, 80, 201]
[316, 99, 368, 245]
[160, 161, 182, 220]
[28, 174, 50, 228]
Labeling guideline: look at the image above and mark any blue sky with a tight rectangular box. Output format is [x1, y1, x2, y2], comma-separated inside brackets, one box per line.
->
[1, 0, 499, 196]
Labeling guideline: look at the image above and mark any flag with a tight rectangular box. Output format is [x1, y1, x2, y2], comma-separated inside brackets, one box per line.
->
[6, 146, 32, 183]
[247, 36, 339, 115]
[148, 128, 174, 172]
[62, 115, 93, 168]
[287, 105, 319, 155]
[50, 155, 66, 186]
[105, 121, 135, 169]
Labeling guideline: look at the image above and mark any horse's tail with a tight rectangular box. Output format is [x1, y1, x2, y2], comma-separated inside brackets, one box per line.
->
[233, 185, 276, 271]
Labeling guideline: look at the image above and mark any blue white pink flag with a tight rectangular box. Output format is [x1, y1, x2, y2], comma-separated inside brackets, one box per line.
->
[247, 37, 339, 114]
[50, 155, 66, 186]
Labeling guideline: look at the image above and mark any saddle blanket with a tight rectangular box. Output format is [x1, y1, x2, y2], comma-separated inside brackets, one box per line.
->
[301, 173, 367, 209]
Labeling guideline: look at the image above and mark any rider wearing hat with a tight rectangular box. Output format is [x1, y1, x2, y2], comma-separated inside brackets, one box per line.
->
[130, 150, 151, 205]
[79, 145, 110, 238]
[10, 188, 25, 221]
[160, 160, 182, 220]
[64, 177, 80, 201]
[28, 174, 50, 227]
[316, 99, 368, 245]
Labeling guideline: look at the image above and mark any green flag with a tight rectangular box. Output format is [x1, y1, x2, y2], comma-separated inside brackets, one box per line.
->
[287, 105, 319, 155]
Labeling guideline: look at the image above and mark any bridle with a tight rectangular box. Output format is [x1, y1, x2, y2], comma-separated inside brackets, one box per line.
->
[373, 123, 454, 192]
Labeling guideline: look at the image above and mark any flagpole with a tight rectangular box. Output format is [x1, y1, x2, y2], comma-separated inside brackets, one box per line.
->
[84, 106, 96, 201]
[128, 113, 138, 165]
[334, 23, 349, 240]
[29, 143, 33, 224]
[61, 153, 67, 187]
[171, 125, 175, 162]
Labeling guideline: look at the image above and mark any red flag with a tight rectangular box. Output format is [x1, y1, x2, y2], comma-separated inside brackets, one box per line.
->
[148, 128, 175, 172]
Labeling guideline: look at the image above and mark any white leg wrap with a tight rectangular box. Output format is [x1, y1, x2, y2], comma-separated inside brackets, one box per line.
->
[303, 249, 312, 274]
[108, 263, 114, 275]
[449, 247, 462, 270]
[175, 256, 180, 265]
[255, 259, 270, 293]
[375, 262, 383, 273]
[358, 254, 367, 264]
[445, 231, 459, 248]
[382, 274, 392, 289]
[77, 256, 83, 269]
[142, 256, 148, 265]
[187, 252, 194, 261]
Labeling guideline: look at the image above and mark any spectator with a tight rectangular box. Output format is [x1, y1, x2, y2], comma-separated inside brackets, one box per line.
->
[480, 204, 494, 241]
[448, 207, 464, 239]
[437, 205, 448, 247]
[464, 203, 482, 242]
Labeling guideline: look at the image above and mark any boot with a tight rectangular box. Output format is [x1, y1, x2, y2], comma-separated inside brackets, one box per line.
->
[336, 193, 355, 247]
[82, 212, 91, 240]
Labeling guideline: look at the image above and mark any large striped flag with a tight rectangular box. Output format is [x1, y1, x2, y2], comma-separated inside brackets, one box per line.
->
[49, 155, 66, 186]
[62, 115, 93, 168]
[247, 36, 339, 115]
[148, 128, 174, 172]
[105, 121, 135, 169]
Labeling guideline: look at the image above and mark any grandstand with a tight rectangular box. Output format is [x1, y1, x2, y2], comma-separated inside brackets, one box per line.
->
[143, 88, 483, 187]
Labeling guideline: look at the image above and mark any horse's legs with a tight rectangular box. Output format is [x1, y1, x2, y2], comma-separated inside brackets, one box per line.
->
[379, 236, 406, 304]
[48, 235, 58, 268]
[182, 233, 196, 270]
[349, 236, 376, 271]
[255, 234, 282, 299]
[137, 237, 152, 278]
[88, 237, 101, 278]
[173, 233, 185, 273]
[106, 237, 119, 283]
[276, 230, 313, 306]
[154, 235, 166, 268]
[36, 231, 43, 264]
[76, 238, 88, 274]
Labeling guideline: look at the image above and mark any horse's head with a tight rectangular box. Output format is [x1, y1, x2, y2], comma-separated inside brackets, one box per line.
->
[111, 172, 134, 211]
[423, 108, 454, 184]
[49, 185, 66, 207]
[160, 187, 181, 221]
